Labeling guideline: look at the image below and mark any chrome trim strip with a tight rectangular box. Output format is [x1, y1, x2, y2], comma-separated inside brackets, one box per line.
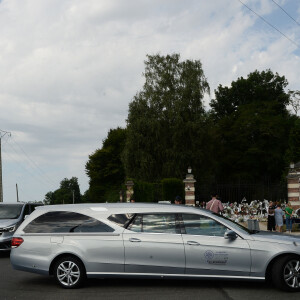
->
[86, 272, 265, 280]
[20, 233, 120, 237]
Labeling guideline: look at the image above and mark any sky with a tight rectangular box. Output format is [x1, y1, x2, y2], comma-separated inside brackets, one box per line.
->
[0, 0, 300, 203]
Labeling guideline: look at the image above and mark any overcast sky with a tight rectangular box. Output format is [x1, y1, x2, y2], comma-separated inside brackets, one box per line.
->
[0, 0, 300, 203]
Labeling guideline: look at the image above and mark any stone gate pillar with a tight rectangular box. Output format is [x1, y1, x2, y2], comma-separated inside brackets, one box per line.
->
[125, 180, 134, 203]
[183, 167, 196, 206]
[287, 162, 300, 210]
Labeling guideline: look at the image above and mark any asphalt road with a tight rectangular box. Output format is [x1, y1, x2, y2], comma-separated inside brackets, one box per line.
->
[0, 252, 299, 300]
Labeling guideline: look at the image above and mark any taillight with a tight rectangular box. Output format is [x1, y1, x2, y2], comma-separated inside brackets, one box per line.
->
[11, 237, 24, 248]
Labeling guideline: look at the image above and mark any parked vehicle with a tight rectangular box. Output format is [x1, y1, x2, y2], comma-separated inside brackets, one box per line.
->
[0, 202, 43, 251]
[10, 203, 300, 291]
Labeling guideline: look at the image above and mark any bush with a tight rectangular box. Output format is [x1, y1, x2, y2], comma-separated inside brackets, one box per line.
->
[133, 180, 156, 202]
[161, 178, 184, 202]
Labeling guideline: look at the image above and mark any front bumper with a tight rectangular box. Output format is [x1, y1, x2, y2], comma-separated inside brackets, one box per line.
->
[0, 240, 11, 251]
[0, 233, 14, 251]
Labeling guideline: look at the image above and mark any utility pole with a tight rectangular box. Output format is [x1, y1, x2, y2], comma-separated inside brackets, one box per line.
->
[72, 190, 75, 204]
[16, 183, 19, 202]
[0, 130, 11, 202]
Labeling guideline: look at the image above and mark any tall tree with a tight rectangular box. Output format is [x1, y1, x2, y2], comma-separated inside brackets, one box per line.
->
[123, 53, 211, 181]
[210, 69, 292, 182]
[43, 177, 81, 205]
[85, 127, 126, 202]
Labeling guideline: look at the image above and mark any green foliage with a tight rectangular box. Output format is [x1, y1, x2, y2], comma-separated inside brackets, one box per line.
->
[209, 69, 293, 182]
[104, 188, 121, 203]
[81, 189, 91, 203]
[211, 70, 289, 120]
[130, 178, 183, 203]
[85, 127, 126, 203]
[83, 54, 300, 203]
[123, 53, 211, 182]
[44, 191, 54, 205]
[133, 180, 157, 202]
[43, 177, 81, 205]
[161, 178, 184, 202]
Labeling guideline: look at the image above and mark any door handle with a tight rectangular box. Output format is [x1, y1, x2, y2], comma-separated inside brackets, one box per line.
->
[187, 241, 200, 246]
[129, 238, 141, 242]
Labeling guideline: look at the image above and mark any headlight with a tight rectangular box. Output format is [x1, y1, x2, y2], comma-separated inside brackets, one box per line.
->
[1, 225, 17, 232]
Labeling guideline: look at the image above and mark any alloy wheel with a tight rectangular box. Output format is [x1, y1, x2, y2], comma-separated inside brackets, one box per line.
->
[57, 260, 80, 287]
[283, 259, 300, 289]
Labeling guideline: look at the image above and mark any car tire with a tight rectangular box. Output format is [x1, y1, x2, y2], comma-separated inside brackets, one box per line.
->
[53, 256, 86, 289]
[272, 255, 300, 292]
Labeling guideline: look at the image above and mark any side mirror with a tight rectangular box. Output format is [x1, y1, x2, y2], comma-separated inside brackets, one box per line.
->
[224, 230, 237, 240]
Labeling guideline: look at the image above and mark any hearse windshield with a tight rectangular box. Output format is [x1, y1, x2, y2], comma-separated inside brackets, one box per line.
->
[213, 213, 253, 234]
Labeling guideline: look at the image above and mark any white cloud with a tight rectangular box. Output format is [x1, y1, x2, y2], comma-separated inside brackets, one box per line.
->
[0, 0, 299, 202]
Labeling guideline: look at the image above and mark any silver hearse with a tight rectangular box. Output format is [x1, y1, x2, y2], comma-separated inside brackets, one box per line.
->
[10, 203, 300, 291]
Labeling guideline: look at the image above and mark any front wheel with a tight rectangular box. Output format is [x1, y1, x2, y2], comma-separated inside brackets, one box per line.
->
[53, 256, 86, 289]
[272, 255, 300, 292]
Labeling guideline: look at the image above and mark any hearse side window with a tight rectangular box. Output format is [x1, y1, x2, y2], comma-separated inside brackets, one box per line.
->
[128, 215, 142, 232]
[181, 214, 227, 237]
[107, 214, 134, 227]
[23, 211, 114, 233]
[127, 214, 178, 234]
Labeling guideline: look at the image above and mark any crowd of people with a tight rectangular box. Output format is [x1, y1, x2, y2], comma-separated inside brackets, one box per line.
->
[174, 194, 298, 233]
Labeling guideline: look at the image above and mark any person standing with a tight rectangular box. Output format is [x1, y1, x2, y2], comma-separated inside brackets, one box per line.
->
[274, 203, 284, 232]
[206, 193, 224, 214]
[285, 202, 294, 233]
[267, 201, 276, 231]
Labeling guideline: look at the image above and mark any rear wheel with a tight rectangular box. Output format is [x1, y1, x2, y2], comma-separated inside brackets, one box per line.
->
[272, 255, 300, 292]
[53, 256, 86, 289]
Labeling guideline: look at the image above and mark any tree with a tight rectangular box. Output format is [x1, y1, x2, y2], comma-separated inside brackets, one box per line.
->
[43, 177, 81, 205]
[85, 127, 126, 202]
[123, 53, 211, 182]
[161, 178, 184, 202]
[211, 70, 289, 119]
[44, 191, 54, 205]
[210, 69, 292, 182]
[59, 177, 81, 203]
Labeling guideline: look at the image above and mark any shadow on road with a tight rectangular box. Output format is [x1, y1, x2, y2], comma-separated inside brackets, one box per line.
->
[85, 277, 270, 290]
[0, 251, 10, 258]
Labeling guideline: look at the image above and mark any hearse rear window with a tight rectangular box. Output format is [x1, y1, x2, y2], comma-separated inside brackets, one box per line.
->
[24, 211, 114, 233]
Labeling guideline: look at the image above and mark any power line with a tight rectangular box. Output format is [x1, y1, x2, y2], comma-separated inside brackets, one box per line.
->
[271, 0, 300, 27]
[1, 134, 11, 146]
[238, 0, 300, 49]
[10, 135, 57, 186]
[0, 131, 56, 202]
[2, 142, 54, 190]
